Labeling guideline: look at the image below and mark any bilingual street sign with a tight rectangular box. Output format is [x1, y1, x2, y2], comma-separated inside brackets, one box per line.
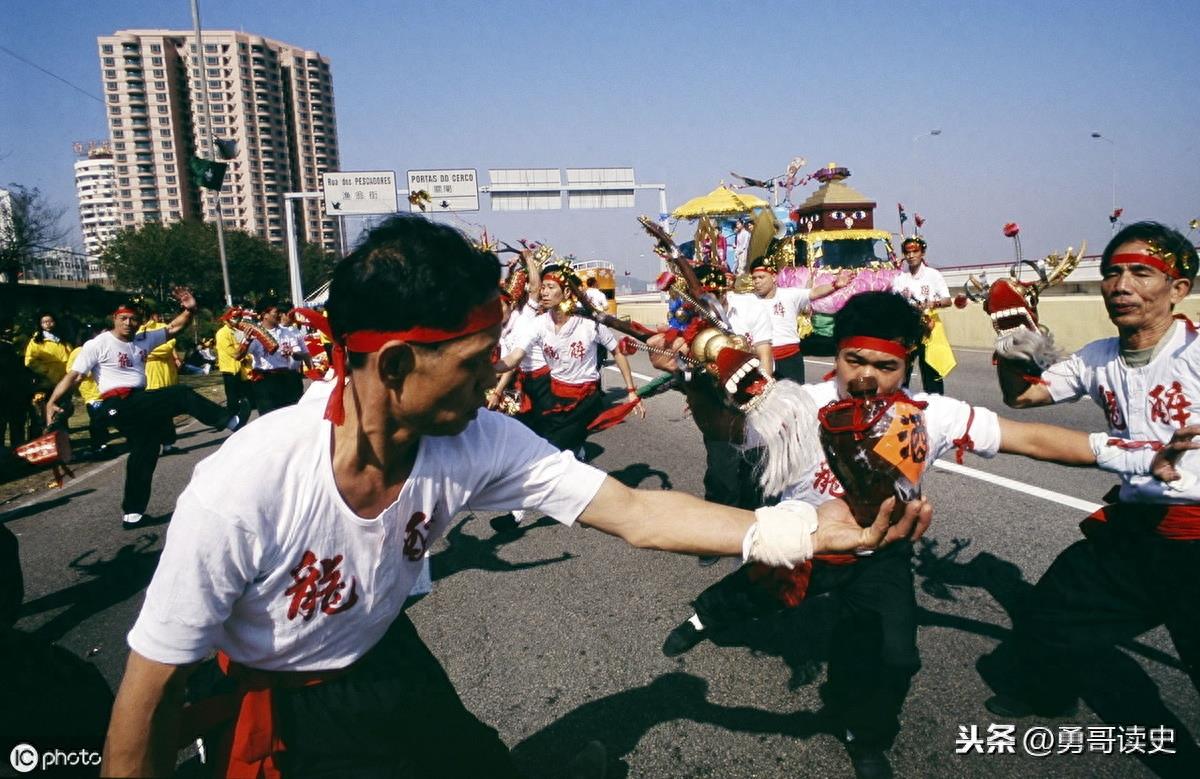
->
[322, 170, 399, 216]
[406, 168, 480, 212]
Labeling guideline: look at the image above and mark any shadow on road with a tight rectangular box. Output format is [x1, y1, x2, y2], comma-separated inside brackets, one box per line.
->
[0, 487, 98, 525]
[510, 671, 834, 778]
[606, 462, 673, 491]
[428, 515, 575, 585]
[19, 530, 166, 642]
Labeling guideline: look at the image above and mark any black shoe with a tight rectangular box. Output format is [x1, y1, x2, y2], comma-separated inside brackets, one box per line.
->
[662, 620, 706, 657]
[697, 555, 721, 567]
[489, 513, 520, 533]
[846, 743, 893, 779]
[564, 740, 607, 779]
[984, 693, 1078, 719]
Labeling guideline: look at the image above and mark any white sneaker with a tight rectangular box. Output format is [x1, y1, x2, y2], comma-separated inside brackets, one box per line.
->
[511, 509, 527, 524]
[122, 512, 144, 528]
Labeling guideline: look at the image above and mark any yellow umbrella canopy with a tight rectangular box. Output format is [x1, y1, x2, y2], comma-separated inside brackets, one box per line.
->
[671, 185, 770, 219]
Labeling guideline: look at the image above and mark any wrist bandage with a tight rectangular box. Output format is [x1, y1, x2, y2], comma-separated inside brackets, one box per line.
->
[742, 500, 819, 569]
[1089, 433, 1157, 475]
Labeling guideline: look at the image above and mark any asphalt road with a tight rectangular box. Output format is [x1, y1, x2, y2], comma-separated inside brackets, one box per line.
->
[3, 349, 1197, 778]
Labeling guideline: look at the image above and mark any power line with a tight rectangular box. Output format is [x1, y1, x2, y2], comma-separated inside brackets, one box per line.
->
[0, 44, 105, 104]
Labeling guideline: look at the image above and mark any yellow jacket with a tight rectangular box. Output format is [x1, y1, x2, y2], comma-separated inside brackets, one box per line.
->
[216, 323, 251, 378]
[67, 346, 101, 404]
[24, 336, 71, 389]
[139, 321, 179, 390]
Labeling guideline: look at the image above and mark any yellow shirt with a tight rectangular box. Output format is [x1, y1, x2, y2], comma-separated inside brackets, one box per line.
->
[216, 323, 252, 378]
[25, 336, 71, 389]
[139, 321, 179, 390]
[67, 346, 101, 404]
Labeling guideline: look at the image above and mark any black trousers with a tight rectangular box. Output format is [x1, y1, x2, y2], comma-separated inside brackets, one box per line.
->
[101, 386, 230, 514]
[514, 370, 552, 434]
[273, 613, 521, 778]
[539, 387, 604, 454]
[692, 542, 919, 749]
[773, 350, 806, 383]
[703, 440, 765, 509]
[221, 371, 252, 414]
[993, 519, 1200, 714]
[252, 372, 304, 416]
[903, 344, 944, 394]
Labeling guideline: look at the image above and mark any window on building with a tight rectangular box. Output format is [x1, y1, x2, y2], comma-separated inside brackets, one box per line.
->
[154, 81, 165, 90]
[114, 142, 126, 150]
[156, 94, 167, 102]
[150, 43, 162, 53]
[102, 44, 113, 54]
[106, 81, 118, 91]
[157, 107, 169, 116]
[151, 57, 163, 66]
[168, 199, 179, 207]
[164, 154, 174, 162]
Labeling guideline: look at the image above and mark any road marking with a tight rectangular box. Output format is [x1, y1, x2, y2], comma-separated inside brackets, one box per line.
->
[604, 365, 655, 382]
[932, 459, 1103, 513]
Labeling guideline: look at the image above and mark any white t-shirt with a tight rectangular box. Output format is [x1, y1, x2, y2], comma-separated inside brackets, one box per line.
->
[1043, 319, 1200, 504]
[892, 263, 950, 305]
[584, 287, 608, 312]
[500, 302, 545, 372]
[128, 401, 608, 671]
[781, 380, 1002, 506]
[759, 286, 813, 347]
[250, 325, 310, 371]
[71, 328, 169, 395]
[511, 313, 618, 385]
[723, 292, 772, 347]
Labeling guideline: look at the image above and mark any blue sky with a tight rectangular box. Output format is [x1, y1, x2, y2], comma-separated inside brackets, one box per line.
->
[2, 0, 1197, 282]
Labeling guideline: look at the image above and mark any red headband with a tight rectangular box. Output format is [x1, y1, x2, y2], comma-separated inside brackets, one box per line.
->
[838, 336, 910, 360]
[113, 306, 138, 317]
[1107, 252, 1182, 280]
[306, 298, 504, 425]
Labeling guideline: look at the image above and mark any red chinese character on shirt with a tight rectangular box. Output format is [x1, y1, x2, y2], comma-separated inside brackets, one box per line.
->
[403, 511, 431, 561]
[280, 341, 294, 357]
[812, 462, 846, 497]
[543, 344, 559, 362]
[569, 340, 586, 360]
[1148, 382, 1191, 427]
[118, 352, 132, 369]
[773, 302, 785, 317]
[1097, 385, 1127, 431]
[284, 550, 359, 621]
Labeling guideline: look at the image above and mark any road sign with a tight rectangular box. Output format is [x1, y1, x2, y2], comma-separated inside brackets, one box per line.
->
[322, 170, 398, 216]
[407, 169, 479, 212]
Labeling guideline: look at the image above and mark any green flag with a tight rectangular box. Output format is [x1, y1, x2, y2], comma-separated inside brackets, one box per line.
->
[189, 156, 228, 190]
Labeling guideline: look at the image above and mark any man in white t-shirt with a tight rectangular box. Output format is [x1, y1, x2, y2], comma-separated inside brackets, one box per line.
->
[247, 304, 311, 414]
[733, 219, 752, 274]
[749, 255, 848, 382]
[891, 235, 951, 394]
[45, 291, 241, 528]
[101, 216, 931, 778]
[982, 221, 1200, 731]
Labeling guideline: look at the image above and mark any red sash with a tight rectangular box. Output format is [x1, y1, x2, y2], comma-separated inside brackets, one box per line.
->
[544, 378, 599, 414]
[1082, 502, 1200, 541]
[99, 387, 136, 401]
[772, 343, 801, 361]
[178, 652, 349, 778]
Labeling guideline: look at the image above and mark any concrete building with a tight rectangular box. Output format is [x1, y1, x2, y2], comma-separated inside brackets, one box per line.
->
[74, 143, 119, 280]
[96, 29, 340, 250]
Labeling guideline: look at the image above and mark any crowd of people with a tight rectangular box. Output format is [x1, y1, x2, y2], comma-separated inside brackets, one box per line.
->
[5, 213, 1198, 778]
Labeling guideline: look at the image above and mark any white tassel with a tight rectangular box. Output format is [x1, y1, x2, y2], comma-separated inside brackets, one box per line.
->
[742, 379, 822, 498]
[994, 328, 1061, 371]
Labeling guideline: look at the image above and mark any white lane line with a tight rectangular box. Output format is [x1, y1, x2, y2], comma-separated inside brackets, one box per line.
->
[932, 459, 1102, 513]
[604, 365, 656, 383]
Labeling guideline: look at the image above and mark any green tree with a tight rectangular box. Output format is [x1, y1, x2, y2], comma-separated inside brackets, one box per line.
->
[0, 184, 68, 285]
[102, 221, 296, 306]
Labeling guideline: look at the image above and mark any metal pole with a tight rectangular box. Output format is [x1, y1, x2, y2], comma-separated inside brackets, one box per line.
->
[1091, 133, 1117, 232]
[284, 194, 303, 305]
[190, 0, 233, 306]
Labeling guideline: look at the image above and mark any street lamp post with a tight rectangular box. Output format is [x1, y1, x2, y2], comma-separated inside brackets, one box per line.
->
[1090, 132, 1117, 232]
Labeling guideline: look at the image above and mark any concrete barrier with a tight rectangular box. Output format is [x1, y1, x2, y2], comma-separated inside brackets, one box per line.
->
[617, 294, 1200, 353]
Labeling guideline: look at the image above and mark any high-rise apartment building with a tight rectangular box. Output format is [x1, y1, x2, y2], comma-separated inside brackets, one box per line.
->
[74, 143, 118, 280]
[96, 29, 340, 250]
